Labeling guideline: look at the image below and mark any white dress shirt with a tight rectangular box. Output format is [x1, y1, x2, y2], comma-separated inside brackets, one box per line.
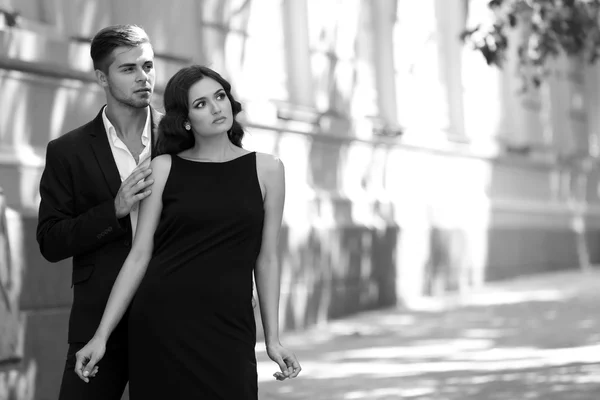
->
[102, 106, 151, 240]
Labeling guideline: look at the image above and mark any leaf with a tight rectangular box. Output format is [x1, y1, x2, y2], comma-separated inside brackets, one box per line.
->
[459, 25, 481, 41]
[465, 0, 600, 91]
[488, 0, 504, 9]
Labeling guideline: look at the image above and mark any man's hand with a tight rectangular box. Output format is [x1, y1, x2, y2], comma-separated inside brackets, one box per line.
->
[114, 158, 154, 219]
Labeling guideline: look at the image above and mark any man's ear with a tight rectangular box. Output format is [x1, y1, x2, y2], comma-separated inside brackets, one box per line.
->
[95, 69, 108, 88]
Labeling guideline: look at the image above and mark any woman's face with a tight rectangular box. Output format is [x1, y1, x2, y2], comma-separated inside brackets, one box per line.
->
[187, 77, 233, 138]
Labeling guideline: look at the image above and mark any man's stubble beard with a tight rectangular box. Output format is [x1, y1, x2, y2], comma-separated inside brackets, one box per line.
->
[108, 84, 152, 109]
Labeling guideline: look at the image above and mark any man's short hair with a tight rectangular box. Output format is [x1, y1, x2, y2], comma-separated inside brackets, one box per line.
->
[90, 25, 151, 73]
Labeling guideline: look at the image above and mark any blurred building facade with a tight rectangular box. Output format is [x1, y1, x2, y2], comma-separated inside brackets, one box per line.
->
[2, 0, 600, 398]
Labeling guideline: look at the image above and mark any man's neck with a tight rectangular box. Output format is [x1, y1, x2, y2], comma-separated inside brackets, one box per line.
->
[105, 102, 148, 141]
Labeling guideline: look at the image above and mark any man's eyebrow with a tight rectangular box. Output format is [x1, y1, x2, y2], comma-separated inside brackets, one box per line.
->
[117, 63, 137, 68]
[117, 60, 153, 68]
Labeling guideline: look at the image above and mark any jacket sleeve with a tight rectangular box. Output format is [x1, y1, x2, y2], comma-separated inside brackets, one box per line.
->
[36, 140, 127, 263]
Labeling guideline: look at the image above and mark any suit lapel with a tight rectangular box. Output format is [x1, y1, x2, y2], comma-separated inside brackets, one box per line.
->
[88, 107, 122, 198]
[88, 106, 162, 196]
[149, 106, 162, 158]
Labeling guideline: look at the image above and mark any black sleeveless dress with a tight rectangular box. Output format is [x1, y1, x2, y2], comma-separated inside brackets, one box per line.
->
[128, 152, 264, 399]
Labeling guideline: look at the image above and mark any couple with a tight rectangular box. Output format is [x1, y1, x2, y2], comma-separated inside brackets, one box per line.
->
[37, 24, 301, 400]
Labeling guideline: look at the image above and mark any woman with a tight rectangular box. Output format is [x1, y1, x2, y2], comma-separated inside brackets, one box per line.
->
[74, 65, 301, 399]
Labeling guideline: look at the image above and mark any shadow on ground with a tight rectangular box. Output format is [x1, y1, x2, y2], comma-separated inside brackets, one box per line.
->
[257, 269, 600, 399]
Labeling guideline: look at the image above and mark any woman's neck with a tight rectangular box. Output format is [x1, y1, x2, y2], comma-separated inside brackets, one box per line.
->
[184, 133, 243, 162]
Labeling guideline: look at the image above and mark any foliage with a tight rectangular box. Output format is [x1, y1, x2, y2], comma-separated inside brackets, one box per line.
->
[461, 0, 600, 90]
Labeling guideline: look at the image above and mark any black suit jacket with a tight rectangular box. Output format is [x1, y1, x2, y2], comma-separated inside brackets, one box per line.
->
[37, 106, 162, 345]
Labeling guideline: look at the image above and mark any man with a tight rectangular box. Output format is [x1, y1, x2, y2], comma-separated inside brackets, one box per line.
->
[36, 24, 160, 399]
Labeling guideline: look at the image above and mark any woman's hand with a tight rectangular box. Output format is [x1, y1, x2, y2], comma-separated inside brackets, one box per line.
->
[267, 343, 302, 381]
[74, 336, 106, 382]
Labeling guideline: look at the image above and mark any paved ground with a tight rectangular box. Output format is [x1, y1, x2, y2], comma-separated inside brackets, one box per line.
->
[256, 269, 600, 399]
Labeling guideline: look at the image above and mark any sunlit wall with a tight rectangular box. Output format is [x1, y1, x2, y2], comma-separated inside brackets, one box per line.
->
[2, 0, 600, 399]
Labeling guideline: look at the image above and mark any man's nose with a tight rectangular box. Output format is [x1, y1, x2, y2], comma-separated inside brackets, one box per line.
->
[136, 68, 149, 82]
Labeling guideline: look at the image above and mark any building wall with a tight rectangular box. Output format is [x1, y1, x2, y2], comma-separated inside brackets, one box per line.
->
[1, 0, 600, 398]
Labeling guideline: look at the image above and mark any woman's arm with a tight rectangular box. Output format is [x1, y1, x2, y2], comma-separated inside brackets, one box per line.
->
[254, 153, 301, 380]
[74, 155, 172, 381]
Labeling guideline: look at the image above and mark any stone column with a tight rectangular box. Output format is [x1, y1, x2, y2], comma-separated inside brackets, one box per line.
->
[434, 0, 466, 140]
[584, 63, 600, 157]
[282, 0, 314, 108]
[372, 0, 398, 125]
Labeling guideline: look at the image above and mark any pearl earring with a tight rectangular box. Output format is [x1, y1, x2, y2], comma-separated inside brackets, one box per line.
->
[184, 123, 191, 131]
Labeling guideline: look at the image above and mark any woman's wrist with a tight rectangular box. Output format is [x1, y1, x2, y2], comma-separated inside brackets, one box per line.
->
[265, 337, 281, 348]
[93, 328, 110, 342]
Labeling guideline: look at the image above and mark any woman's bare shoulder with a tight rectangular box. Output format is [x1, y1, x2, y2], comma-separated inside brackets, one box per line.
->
[149, 154, 173, 180]
[255, 152, 284, 175]
[150, 154, 172, 169]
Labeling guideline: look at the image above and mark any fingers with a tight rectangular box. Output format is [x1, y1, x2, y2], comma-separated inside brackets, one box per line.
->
[273, 372, 287, 381]
[272, 355, 302, 381]
[133, 190, 152, 202]
[83, 355, 99, 380]
[75, 351, 95, 383]
[74, 351, 87, 382]
[115, 166, 153, 218]
[268, 345, 302, 381]
[274, 357, 288, 375]
[285, 356, 302, 378]
[272, 356, 294, 381]
[135, 178, 154, 193]
[125, 170, 153, 200]
[75, 351, 101, 383]
[130, 157, 151, 175]
[137, 156, 152, 170]
[126, 168, 152, 188]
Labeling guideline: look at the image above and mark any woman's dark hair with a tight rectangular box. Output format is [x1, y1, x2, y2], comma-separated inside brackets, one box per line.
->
[154, 65, 244, 156]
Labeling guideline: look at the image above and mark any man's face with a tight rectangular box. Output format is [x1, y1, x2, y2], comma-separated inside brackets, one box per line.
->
[99, 43, 155, 108]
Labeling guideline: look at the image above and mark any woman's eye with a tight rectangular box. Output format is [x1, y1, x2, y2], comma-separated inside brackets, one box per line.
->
[217, 92, 226, 100]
